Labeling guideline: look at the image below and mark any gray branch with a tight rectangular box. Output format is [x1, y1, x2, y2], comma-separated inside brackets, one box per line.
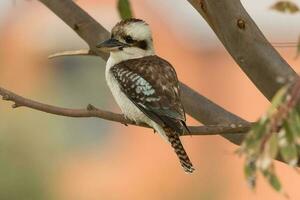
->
[187, 0, 297, 100]
[38, 0, 250, 145]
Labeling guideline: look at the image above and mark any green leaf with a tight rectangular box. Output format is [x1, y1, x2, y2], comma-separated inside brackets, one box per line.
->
[270, 175, 282, 192]
[249, 119, 269, 142]
[280, 120, 299, 165]
[287, 110, 300, 140]
[283, 121, 295, 143]
[244, 158, 256, 189]
[243, 117, 270, 157]
[269, 85, 288, 115]
[269, 134, 279, 159]
[117, 0, 133, 20]
[280, 143, 298, 166]
[262, 170, 282, 191]
[271, 1, 300, 14]
[291, 111, 300, 143]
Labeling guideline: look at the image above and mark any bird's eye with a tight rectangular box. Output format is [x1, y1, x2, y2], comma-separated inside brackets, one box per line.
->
[124, 35, 134, 43]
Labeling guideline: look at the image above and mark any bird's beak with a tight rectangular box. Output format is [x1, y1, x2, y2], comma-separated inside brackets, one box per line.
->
[96, 38, 128, 52]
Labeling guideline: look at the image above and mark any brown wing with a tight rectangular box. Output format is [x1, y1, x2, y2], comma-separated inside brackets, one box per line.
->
[111, 55, 188, 133]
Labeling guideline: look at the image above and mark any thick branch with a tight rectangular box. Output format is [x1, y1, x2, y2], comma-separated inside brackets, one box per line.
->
[0, 87, 251, 136]
[187, 0, 297, 100]
[38, 0, 250, 146]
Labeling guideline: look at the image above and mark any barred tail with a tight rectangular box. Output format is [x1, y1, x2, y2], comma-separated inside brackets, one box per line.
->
[167, 133, 195, 173]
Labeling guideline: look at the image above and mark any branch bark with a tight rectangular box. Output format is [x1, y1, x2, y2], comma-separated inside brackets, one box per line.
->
[187, 0, 297, 100]
[38, 0, 250, 146]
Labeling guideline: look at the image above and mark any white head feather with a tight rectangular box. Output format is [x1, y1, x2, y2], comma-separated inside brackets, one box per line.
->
[109, 19, 155, 65]
[124, 21, 152, 42]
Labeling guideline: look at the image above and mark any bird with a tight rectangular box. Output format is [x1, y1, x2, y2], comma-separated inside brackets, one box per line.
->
[96, 18, 195, 173]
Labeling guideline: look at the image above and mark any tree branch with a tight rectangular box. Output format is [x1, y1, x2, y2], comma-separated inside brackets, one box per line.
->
[187, 0, 297, 101]
[1, 0, 292, 164]
[0, 87, 251, 136]
[37, 0, 250, 146]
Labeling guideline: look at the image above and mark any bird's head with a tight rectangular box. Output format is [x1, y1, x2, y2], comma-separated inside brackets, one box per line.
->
[97, 18, 154, 59]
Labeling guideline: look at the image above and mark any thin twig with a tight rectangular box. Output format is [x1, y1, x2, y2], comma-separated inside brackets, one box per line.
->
[0, 87, 251, 136]
[48, 49, 95, 59]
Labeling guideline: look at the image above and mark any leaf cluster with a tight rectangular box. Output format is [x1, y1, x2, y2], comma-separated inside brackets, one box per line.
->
[241, 79, 300, 193]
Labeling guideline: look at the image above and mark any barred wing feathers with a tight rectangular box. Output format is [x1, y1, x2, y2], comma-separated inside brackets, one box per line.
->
[110, 55, 187, 133]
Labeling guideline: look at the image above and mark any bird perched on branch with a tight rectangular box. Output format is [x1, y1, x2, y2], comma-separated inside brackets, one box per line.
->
[97, 18, 194, 173]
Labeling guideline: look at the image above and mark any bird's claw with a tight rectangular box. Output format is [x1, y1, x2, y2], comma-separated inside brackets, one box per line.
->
[123, 115, 130, 126]
[87, 104, 97, 111]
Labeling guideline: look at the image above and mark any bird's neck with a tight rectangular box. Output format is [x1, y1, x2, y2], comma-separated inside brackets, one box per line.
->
[106, 48, 155, 69]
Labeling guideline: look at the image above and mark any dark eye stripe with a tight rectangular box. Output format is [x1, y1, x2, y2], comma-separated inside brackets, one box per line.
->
[124, 35, 134, 43]
[122, 35, 148, 50]
[136, 40, 148, 50]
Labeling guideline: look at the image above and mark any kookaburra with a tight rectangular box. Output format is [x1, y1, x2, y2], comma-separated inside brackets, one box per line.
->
[97, 18, 195, 173]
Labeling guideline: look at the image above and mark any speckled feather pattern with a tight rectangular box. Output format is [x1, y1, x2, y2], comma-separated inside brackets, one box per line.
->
[111, 56, 186, 124]
[106, 55, 194, 173]
[105, 19, 194, 173]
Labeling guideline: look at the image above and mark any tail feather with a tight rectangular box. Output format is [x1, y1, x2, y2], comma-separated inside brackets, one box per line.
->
[167, 132, 195, 173]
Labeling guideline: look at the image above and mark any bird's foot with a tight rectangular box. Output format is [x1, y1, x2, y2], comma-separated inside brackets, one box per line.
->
[86, 104, 98, 111]
[122, 115, 130, 126]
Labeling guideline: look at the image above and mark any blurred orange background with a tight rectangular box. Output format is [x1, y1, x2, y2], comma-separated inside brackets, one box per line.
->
[0, 0, 300, 199]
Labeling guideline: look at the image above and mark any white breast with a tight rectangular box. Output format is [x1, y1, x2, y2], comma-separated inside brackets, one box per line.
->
[105, 57, 149, 123]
